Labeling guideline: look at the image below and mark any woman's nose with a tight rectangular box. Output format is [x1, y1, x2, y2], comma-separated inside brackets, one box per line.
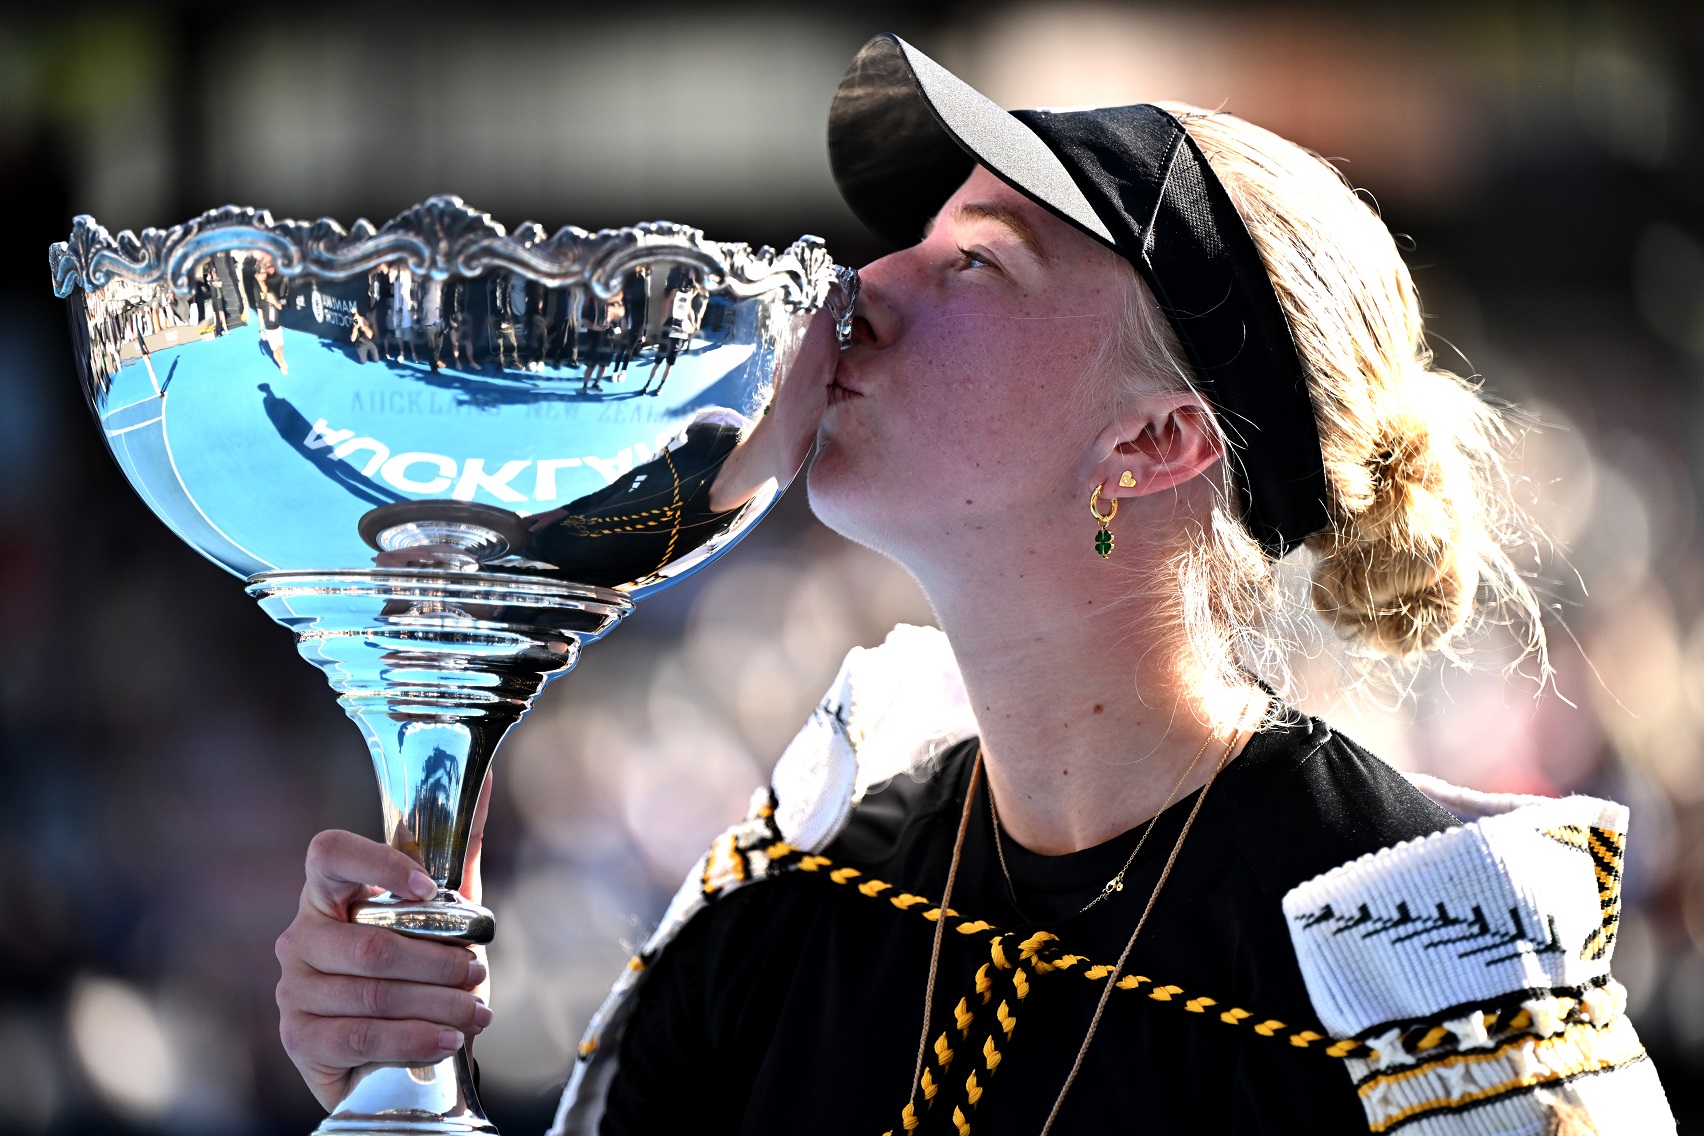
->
[848, 250, 908, 349]
[848, 310, 877, 347]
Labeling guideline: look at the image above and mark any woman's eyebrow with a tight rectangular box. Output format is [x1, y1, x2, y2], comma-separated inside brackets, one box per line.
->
[952, 202, 1050, 264]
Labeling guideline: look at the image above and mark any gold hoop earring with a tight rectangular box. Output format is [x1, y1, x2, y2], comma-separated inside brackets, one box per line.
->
[1089, 484, 1117, 558]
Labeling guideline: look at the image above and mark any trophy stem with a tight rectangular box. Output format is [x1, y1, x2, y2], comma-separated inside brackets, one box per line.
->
[248, 569, 632, 1136]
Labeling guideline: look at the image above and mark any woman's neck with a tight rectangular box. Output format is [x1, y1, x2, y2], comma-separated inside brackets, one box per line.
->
[916, 525, 1264, 857]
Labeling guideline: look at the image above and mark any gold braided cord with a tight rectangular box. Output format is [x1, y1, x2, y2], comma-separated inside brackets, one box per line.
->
[1036, 706, 1250, 1136]
[774, 842, 1362, 1063]
[552, 445, 688, 542]
[923, 930, 1026, 1128]
[909, 751, 985, 1114]
[560, 503, 674, 528]
[655, 445, 684, 575]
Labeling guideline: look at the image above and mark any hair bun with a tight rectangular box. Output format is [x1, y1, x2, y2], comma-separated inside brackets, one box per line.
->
[1310, 402, 1481, 659]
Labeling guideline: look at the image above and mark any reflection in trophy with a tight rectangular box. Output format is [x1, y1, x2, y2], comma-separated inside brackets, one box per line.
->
[49, 195, 856, 1136]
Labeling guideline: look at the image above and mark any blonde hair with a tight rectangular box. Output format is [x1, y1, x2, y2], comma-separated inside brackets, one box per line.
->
[1100, 104, 1546, 697]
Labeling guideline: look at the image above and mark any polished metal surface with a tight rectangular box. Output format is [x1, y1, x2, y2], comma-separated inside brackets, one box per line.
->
[51, 195, 851, 594]
[315, 1045, 492, 1136]
[50, 197, 854, 1136]
[250, 568, 627, 1136]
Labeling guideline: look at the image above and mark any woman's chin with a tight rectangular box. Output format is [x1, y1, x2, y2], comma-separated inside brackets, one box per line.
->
[803, 449, 885, 545]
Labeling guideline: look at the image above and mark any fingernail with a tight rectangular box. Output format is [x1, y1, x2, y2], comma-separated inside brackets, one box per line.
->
[408, 871, 437, 900]
[467, 960, 488, 986]
[473, 1002, 494, 1030]
[438, 1029, 465, 1052]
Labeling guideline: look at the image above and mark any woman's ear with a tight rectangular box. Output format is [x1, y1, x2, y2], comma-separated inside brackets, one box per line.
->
[1089, 393, 1223, 500]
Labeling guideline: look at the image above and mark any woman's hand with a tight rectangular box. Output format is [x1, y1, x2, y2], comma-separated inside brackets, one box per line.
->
[275, 778, 495, 1109]
[707, 307, 839, 512]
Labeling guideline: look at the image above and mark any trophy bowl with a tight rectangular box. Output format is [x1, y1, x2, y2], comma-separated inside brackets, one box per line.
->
[49, 196, 855, 1136]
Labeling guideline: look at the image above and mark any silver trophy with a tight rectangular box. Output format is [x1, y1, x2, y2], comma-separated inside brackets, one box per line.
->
[49, 196, 855, 1135]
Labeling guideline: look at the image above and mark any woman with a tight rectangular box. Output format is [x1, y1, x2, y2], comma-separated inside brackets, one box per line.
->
[273, 36, 1671, 1135]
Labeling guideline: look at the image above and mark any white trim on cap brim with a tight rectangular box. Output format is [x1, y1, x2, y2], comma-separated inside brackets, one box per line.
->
[889, 36, 1118, 247]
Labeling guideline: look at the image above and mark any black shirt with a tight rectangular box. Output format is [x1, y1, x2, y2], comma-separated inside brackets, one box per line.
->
[523, 423, 741, 588]
[601, 709, 1459, 1135]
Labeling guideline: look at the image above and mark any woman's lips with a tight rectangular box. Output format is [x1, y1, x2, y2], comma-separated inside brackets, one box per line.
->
[825, 360, 863, 405]
[825, 379, 860, 405]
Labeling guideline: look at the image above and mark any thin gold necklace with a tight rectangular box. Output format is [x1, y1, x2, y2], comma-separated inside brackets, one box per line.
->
[985, 729, 1213, 926]
[903, 695, 1257, 1135]
[1036, 707, 1251, 1136]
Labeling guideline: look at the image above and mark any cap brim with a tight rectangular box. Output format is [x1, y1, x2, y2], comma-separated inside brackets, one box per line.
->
[828, 34, 1116, 251]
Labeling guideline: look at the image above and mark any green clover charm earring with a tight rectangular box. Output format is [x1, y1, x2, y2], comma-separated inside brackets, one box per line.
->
[1089, 484, 1118, 559]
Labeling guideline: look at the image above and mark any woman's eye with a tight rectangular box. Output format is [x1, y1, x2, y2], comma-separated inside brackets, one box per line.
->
[957, 247, 993, 270]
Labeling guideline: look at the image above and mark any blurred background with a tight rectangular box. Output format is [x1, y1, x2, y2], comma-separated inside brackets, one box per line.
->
[4, 1, 1704, 1131]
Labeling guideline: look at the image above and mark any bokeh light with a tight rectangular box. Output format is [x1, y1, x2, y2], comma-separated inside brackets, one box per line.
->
[67, 978, 174, 1122]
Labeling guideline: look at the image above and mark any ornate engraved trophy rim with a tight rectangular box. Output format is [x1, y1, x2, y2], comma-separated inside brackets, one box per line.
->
[48, 193, 842, 308]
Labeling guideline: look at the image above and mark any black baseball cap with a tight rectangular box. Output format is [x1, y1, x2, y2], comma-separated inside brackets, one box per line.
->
[827, 34, 1330, 559]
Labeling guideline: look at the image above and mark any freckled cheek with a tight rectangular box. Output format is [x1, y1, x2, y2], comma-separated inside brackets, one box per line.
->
[934, 323, 1093, 426]
[883, 312, 1102, 455]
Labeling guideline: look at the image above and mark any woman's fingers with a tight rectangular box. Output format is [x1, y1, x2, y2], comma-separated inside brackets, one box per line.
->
[277, 827, 493, 1110]
[303, 829, 437, 919]
[282, 972, 493, 1035]
[291, 920, 484, 988]
[281, 1013, 468, 1073]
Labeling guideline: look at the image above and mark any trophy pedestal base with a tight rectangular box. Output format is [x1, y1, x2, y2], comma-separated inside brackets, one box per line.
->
[249, 568, 634, 1136]
[313, 1051, 494, 1136]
